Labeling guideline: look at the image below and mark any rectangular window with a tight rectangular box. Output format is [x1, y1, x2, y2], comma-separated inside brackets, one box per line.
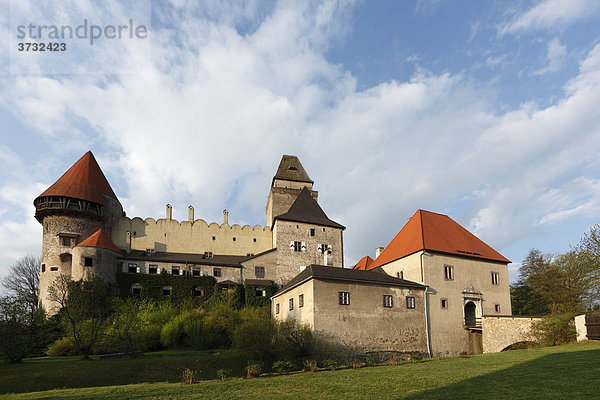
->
[149, 265, 158, 274]
[254, 287, 265, 297]
[495, 304, 501, 313]
[192, 267, 200, 276]
[383, 295, 393, 308]
[406, 296, 415, 309]
[41, 264, 46, 273]
[128, 263, 138, 273]
[289, 298, 294, 311]
[491, 271, 499, 285]
[171, 266, 180, 275]
[50, 266, 58, 271]
[292, 241, 302, 252]
[255, 266, 265, 278]
[62, 237, 72, 247]
[275, 303, 280, 314]
[204, 252, 213, 259]
[310, 228, 315, 237]
[339, 291, 350, 305]
[299, 294, 304, 308]
[441, 299, 448, 309]
[213, 268, 222, 277]
[318, 244, 330, 254]
[83, 257, 93, 267]
[444, 265, 454, 281]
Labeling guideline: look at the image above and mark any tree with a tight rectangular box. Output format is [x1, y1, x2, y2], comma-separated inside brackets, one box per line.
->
[48, 275, 112, 360]
[1, 255, 40, 311]
[0, 296, 45, 363]
[510, 283, 549, 316]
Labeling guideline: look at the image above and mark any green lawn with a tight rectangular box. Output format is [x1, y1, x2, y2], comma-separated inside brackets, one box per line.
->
[2, 341, 599, 399]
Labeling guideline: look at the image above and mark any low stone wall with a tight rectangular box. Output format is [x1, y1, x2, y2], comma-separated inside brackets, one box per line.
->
[482, 316, 541, 353]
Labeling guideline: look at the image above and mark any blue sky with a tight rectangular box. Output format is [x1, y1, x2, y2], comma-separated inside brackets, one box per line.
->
[1, 0, 600, 284]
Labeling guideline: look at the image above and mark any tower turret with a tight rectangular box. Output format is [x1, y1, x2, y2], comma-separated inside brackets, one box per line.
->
[35, 151, 122, 312]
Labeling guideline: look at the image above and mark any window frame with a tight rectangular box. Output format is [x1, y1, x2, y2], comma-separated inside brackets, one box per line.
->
[406, 296, 416, 309]
[255, 266, 265, 278]
[339, 291, 350, 305]
[383, 294, 393, 308]
[171, 266, 180, 275]
[444, 265, 454, 281]
[289, 298, 294, 311]
[148, 264, 158, 274]
[275, 303, 280, 314]
[83, 257, 93, 267]
[128, 263, 139, 273]
[213, 267, 222, 277]
[441, 298, 449, 309]
[299, 294, 304, 308]
[491, 271, 499, 285]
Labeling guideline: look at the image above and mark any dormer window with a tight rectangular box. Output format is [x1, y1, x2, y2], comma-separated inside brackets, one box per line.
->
[204, 252, 213, 259]
[58, 232, 78, 247]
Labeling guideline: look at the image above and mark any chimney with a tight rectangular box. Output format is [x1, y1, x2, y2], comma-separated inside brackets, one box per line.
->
[223, 209, 229, 225]
[166, 204, 172, 220]
[375, 247, 385, 259]
[188, 205, 194, 222]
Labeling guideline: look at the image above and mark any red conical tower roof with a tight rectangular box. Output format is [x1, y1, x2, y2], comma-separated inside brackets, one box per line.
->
[367, 210, 510, 270]
[75, 229, 121, 254]
[36, 151, 118, 205]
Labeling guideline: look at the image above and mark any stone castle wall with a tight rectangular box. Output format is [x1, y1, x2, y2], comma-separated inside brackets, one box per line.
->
[481, 316, 541, 353]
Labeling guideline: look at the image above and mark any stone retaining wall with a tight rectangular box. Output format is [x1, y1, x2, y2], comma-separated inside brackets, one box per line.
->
[482, 316, 541, 353]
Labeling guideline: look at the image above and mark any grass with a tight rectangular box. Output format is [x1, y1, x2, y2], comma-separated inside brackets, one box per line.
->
[1, 341, 599, 399]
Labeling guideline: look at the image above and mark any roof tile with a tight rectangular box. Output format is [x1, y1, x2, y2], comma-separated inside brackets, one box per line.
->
[75, 229, 121, 254]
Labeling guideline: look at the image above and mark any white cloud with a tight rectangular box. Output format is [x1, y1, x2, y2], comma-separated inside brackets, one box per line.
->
[534, 37, 567, 75]
[500, 0, 600, 35]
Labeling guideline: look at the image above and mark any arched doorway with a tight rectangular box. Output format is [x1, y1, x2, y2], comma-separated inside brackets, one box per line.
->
[464, 301, 477, 327]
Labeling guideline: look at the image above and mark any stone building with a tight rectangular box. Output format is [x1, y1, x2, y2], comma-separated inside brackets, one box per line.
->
[35, 151, 345, 312]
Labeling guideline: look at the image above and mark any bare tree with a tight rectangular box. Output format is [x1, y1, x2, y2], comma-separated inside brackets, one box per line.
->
[1, 255, 40, 310]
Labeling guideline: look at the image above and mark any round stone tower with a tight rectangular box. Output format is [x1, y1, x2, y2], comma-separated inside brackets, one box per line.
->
[34, 151, 123, 313]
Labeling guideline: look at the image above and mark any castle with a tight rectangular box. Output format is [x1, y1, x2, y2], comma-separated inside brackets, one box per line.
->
[36, 151, 528, 355]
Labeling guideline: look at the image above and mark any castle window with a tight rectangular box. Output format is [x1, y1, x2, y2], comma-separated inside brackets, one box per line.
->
[255, 266, 265, 278]
[204, 252, 213, 259]
[491, 271, 499, 285]
[323, 228, 325, 232]
[299, 294, 304, 307]
[310, 228, 315, 237]
[50, 266, 58, 272]
[275, 303, 280, 314]
[406, 296, 415, 309]
[495, 304, 501, 313]
[289, 298, 294, 311]
[296, 225, 299, 229]
[41, 264, 46, 273]
[146, 249, 155, 256]
[339, 291, 350, 305]
[131, 283, 142, 296]
[128, 263, 139, 273]
[247, 253, 254, 257]
[192, 267, 201, 276]
[83, 257, 93, 267]
[318, 244, 330, 254]
[253, 238, 256, 242]
[171, 266, 180, 275]
[61, 237, 72, 247]
[397, 271, 404, 279]
[162, 286, 172, 296]
[383, 295, 393, 308]
[291, 241, 305, 252]
[193, 286, 204, 297]
[212, 236, 216, 241]
[444, 265, 454, 281]
[233, 237, 236, 241]
[441, 299, 448, 309]
[149, 265, 158, 274]
[213, 268, 222, 277]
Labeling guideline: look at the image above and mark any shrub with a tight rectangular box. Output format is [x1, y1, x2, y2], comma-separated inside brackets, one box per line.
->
[216, 369, 230, 381]
[160, 309, 205, 349]
[386, 354, 403, 365]
[273, 360, 295, 374]
[181, 368, 200, 384]
[322, 359, 338, 371]
[246, 363, 262, 378]
[273, 318, 315, 361]
[459, 352, 468, 358]
[233, 307, 274, 359]
[365, 357, 377, 367]
[46, 336, 78, 357]
[532, 312, 577, 346]
[345, 358, 361, 369]
[303, 359, 318, 372]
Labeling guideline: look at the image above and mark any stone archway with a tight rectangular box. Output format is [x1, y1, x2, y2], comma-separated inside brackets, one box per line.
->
[465, 301, 477, 327]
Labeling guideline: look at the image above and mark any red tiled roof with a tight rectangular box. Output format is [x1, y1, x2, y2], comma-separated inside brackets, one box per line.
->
[353, 255, 374, 270]
[367, 210, 510, 270]
[75, 229, 121, 254]
[36, 151, 118, 205]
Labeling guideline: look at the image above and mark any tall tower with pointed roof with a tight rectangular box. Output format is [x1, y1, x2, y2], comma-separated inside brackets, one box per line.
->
[35, 151, 123, 311]
[265, 155, 318, 228]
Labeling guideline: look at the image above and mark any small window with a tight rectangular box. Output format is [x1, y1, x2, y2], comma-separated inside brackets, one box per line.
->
[255, 266, 265, 278]
[131, 283, 142, 296]
[204, 252, 213, 259]
[162, 286, 172, 296]
[296, 225, 299, 229]
[339, 291, 350, 305]
[289, 298, 294, 311]
[396, 271, 404, 279]
[192, 267, 200, 276]
[213, 268, 222, 277]
[275, 303, 280, 314]
[233, 237, 236, 241]
[253, 238, 257, 242]
[50, 266, 58, 272]
[318, 244, 330, 254]
[254, 287, 266, 297]
[61, 237, 72, 247]
[495, 304, 501, 313]
[310, 228, 315, 237]
[193, 286, 204, 297]
[212, 236, 216, 241]
[247, 253, 254, 257]
[128, 263, 139, 273]
[292, 241, 302, 252]
[406, 296, 415, 309]
[383, 295, 393, 308]
[491, 271, 499, 285]
[171, 266, 180, 275]
[444, 265, 454, 281]
[84, 257, 93, 267]
[149, 265, 158, 274]
[41, 264, 46, 273]
[441, 299, 448, 309]
[299, 294, 304, 308]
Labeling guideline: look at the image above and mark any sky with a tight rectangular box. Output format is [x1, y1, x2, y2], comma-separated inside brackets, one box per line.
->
[1, 0, 600, 285]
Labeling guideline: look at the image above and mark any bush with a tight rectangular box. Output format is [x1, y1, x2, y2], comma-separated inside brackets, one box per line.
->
[181, 368, 200, 384]
[233, 307, 274, 359]
[46, 336, 78, 357]
[246, 363, 262, 378]
[533, 312, 577, 345]
[272, 360, 295, 374]
[272, 318, 315, 361]
[322, 359, 338, 371]
[303, 359, 318, 372]
[365, 357, 377, 367]
[345, 358, 361, 369]
[217, 369, 230, 381]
